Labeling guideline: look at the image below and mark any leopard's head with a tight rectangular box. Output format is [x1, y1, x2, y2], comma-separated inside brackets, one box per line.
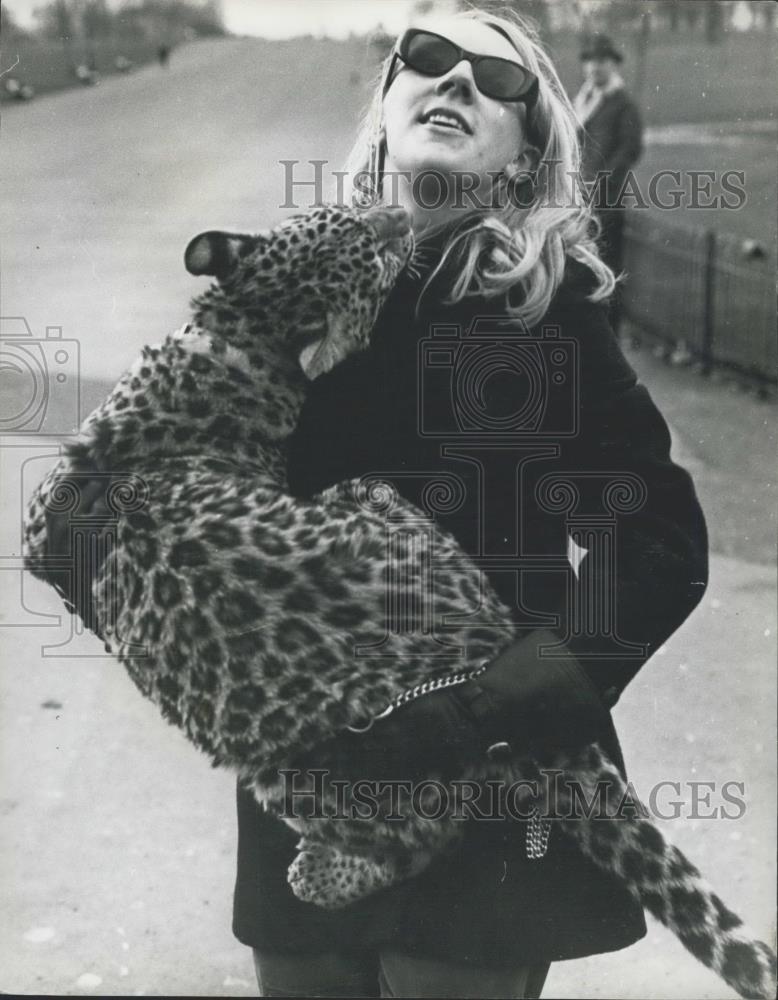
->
[185, 205, 413, 380]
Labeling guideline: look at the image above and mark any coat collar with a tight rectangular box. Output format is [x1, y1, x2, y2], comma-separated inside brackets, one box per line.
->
[574, 72, 625, 125]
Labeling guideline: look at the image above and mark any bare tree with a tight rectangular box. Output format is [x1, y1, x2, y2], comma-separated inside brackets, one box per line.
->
[34, 0, 77, 72]
[704, 0, 725, 43]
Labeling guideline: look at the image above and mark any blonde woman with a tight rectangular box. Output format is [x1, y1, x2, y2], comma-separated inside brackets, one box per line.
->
[47, 8, 708, 998]
[233, 9, 707, 998]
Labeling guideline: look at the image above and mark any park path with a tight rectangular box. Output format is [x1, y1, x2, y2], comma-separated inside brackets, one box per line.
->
[1, 36, 775, 998]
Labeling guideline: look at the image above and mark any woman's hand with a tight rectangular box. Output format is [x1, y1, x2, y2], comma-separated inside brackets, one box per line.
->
[469, 629, 614, 758]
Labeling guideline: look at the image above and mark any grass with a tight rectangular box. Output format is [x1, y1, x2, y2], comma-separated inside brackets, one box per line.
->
[1, 36, 174, 100]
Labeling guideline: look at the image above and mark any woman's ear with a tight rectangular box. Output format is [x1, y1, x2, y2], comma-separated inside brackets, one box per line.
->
[512, 144, 541, 175]
[184, 231, 255, 279]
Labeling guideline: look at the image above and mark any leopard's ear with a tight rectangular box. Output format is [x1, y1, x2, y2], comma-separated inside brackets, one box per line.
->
[184, 231, 255, 279]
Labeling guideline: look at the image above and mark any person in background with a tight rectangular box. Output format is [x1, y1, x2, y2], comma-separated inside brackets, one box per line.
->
[573, 33, 643, 333]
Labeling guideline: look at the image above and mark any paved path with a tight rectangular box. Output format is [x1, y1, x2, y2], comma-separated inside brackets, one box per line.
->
[1, 37, 775, 998]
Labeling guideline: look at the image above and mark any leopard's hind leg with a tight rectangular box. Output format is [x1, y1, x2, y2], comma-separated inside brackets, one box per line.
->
[556, 745, 777, 1000]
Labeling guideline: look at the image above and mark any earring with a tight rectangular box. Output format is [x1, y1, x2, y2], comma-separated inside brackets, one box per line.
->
[503, 158, 536, 209]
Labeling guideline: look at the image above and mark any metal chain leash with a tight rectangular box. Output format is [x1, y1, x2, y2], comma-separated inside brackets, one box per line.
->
[345, 661, 489, 734]
[526, 806, 553, 859]
[345, 659, 553, 860]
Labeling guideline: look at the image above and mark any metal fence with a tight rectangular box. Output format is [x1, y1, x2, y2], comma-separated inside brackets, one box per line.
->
[621, 211, 777, 390]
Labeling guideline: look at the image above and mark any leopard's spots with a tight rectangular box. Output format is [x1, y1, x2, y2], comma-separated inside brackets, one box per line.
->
[277, 674, 315, 701]
[635, 820, 665, 857]
[208, 414, 243, 439]
[620, 847, 649, 884]
[188, 353, 214, 375]
[641, 888, 668, 923]
[170, 538, 209, 569]
[298, 555, 351, 600]
[262, 563, 295, 591]
[282, 585, 318, 614]
[193, 665, 220, 696]
[175, 607, 212, 642]
[142, 423, 167, 444]
[191, 569, 223, 601]
[678, 928, 715, 966]
[225, 683, 267, 716]
[721, 940, 768, 991]
[668, 847, 701, 881]
[274, 616, 320, 655]
[215, 589, 264, 629]
[711, 893, 743, 932]
[260, 706, 293, 741]
[223, 710, 252, 736]
[232, 554, 267, 581]
[127, 575, 145, 611]
[293, 528, 319, 548]
[323, 603, 370, 630]
[226, 628, 265, 660]
[201, 638, 225, 669]
[157, 672, 182, 704]
[187, 397, 212, 419]
[250, 524, 292, 558]
[201, 519, 242, 549]
[669, 886, 708, 930]
[262, 654, 286, 680]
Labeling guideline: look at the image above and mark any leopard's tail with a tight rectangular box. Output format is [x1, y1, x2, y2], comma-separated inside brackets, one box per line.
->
[552, 746, 777, 1000]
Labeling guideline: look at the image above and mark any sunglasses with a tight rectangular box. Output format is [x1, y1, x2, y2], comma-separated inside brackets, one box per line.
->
[385, 28, 539, 107]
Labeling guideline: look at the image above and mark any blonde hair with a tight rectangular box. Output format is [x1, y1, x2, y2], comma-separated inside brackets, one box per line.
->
[343, 6, 615, 326]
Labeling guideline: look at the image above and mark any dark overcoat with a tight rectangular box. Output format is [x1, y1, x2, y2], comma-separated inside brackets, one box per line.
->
[578, 88, 643, 205]
[233, 237, 708, 968]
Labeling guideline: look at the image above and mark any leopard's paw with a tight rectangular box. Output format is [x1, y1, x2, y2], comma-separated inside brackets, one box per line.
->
[287, 843, 396, 910]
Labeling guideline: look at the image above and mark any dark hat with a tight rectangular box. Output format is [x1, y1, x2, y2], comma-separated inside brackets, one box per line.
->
[580, 33, 623, 63]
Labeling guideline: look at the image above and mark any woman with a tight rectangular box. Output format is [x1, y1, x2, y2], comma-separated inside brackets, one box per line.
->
[49, 9, 708, 998]
[234, 10, 707, 998]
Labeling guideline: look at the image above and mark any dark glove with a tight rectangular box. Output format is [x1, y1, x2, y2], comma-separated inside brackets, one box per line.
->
[329, 630, 612, 789]
[457, 629, 613, 758]
[44, 462, 114, 632]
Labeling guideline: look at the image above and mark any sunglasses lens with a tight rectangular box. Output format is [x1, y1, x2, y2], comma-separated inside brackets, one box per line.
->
[404, 31, 458, 76]
[476, 58, 531, 100]
[396, 29, 538, 106]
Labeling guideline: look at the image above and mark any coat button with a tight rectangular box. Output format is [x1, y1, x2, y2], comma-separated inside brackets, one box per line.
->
[487, 741, 512, 761]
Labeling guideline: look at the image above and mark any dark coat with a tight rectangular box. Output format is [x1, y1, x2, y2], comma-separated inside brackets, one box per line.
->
[232, 242, 708, 967]
[578, 87, 643, 206]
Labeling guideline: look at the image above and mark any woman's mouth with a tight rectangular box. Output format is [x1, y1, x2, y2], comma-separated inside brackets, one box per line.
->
[418, 107, 472, 135]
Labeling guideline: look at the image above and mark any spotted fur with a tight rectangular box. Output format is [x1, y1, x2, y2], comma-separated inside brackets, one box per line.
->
[23, 205, 775, 999]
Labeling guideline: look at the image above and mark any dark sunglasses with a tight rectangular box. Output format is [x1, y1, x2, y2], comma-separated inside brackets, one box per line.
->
[385, 28, 539, 107]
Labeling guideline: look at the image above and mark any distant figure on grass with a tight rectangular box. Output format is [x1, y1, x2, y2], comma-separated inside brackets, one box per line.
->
[158, 44, 171, 68]
[573, 33, 643, 333]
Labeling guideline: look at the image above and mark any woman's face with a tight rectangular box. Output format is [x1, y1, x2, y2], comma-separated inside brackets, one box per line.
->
[382, 18, 528, 187]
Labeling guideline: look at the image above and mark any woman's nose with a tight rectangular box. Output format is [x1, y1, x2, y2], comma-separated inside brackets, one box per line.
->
[434, 59, 476, 102]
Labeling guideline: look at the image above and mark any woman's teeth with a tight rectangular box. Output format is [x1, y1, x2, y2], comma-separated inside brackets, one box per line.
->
[425, 113, 466, 132]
